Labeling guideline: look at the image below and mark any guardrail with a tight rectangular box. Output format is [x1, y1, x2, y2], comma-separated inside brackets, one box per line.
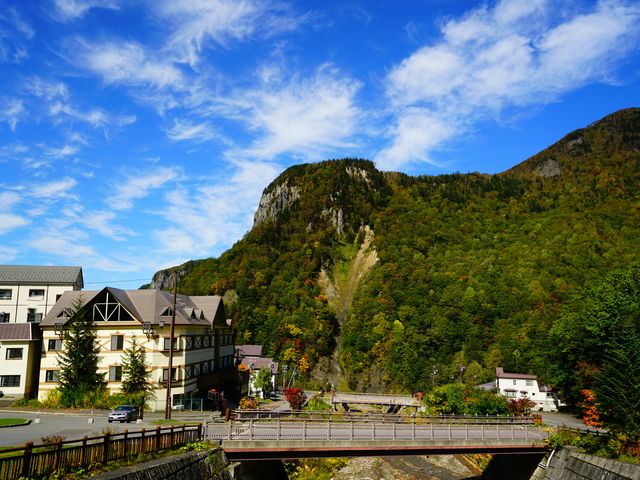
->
[232, 410, 537, 425]
[0, 424, 201, 480]
[205, 420, 545, 443]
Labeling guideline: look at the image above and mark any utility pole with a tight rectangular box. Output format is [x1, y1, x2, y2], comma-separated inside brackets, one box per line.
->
[165, 273, 177, 420]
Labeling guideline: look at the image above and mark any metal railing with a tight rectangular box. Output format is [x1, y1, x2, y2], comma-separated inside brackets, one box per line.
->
[233, 410, 536, 425]
[205, 420, 545, 443]
[0, 425, 201, 480]
[329, 392, 421, 406]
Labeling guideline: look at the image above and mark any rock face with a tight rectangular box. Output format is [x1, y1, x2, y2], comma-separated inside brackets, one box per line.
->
[148, 260, 202, 290]
[253, 181, 300, 226]
[533, 157, 561, 178]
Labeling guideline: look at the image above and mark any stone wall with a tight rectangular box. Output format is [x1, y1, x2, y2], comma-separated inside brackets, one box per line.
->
[93, 449, 231, 480]
[531, 447, 640, 480]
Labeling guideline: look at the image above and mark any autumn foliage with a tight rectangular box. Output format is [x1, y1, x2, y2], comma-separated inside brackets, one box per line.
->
[580, 389, 601, 428]
[284, 388, 307, 410]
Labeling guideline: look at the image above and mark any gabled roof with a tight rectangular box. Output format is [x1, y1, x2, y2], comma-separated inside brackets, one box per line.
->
[0, 265, 83, 288]
[42, 287, 223, 328]
[240, 356, 278, 373]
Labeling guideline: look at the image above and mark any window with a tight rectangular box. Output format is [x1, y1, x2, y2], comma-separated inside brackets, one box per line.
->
[161, 307, 174, 317]
[27, 308, 42, 323]
[109, 366, 122, 382]
[526, 380, 534, 386]
[110, 335, 124, 351]
[55, 294, 62, 302]
[0, 312, 9, 323]
[48, 339, 63, 351]
[162, 368, 177, 382]
[28, 289, 45, 300]
[512, 379, 517, 385]
[163, 338, 178, 351]
[0, 375, 20, 387]
[6, 348, 23, 360]
[0, 289, 12, 300]
[45, 370, 59, 382]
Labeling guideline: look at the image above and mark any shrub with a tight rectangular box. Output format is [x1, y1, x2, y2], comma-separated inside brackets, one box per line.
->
[304, 398, 331, 411]
[284, 388, 307, 410]
[239, 397, 258, 410]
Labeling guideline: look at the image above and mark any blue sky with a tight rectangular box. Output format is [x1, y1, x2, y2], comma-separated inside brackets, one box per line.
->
[1, 0, 639, 289]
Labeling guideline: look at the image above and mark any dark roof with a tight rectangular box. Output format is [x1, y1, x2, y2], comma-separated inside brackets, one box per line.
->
[42, 287, 224, 328]
[240, 356, 278, 373]
[0, 323, 38, 340]
[236, 345, 263, 357]
[0, 265, 83, 288]
[496, 366, 537, 380]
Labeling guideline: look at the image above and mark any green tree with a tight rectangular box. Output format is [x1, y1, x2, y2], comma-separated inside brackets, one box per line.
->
[57, 299, 105, 406]
[121, 335, 151, 396]
[253, 367, 273, 399]
[595, 331, 640, 441]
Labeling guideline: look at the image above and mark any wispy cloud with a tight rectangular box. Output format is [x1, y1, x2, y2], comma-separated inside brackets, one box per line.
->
[52, 0, 119, 22]
[0, 6, 33, 63]
[227, 64, 362, 160]
[43, 144, 79, 158]
[0, 98, 25, 131]
[30, 177, 78, 199]
[154, 0, 303, 67]
[376, 0, 640, 170]
[108, 166, 180, 210]
[166, 119, 216, 142]
[155, 159, 281, 256]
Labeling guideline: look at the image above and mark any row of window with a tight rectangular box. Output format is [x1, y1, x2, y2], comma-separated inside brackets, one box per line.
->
[0, 310, 44, 323]
[0, 289, 62, 301]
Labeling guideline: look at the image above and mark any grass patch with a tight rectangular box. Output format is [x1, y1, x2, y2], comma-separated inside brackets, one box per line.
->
[0, 418, 28, 427]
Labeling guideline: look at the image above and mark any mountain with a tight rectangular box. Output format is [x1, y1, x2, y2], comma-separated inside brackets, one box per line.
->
[151, 108, 640, 396]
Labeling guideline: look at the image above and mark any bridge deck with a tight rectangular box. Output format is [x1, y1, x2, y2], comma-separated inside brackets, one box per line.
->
[329, 392, 422, 407]
[205, 421, 548, 460]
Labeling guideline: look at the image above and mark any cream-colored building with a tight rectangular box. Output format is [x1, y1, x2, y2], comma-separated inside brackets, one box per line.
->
[0, 265, 83, 325]
[0, 265, 83, 399]
[39, 287, 238, 411]
[0, 324, 41, 398]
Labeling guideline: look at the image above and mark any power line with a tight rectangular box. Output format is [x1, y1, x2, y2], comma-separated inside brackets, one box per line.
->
[84, 278, 151, 284]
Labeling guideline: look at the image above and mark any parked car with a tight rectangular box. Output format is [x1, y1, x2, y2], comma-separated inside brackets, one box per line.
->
[107, 405, 137, 423]
[269, 391, 279, 401]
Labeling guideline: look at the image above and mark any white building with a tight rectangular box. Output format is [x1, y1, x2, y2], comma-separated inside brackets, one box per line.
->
[0, 265, 83, 325]
[495, 367, 559, 412]
[236, 345, 278, 398]
[39, 287, 238, 411]
[0, 265, 83, 399]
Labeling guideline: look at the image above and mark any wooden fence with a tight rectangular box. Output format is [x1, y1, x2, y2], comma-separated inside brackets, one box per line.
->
[0, 424, 202, 480]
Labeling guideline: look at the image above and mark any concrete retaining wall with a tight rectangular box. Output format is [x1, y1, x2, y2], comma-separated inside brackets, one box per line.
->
[531, 447, 640, 480]
[93, 449, 232, 480]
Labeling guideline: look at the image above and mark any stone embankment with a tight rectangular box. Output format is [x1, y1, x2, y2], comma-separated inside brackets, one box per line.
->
[531, 447, 640, 480]
[93, 449, 231, 480]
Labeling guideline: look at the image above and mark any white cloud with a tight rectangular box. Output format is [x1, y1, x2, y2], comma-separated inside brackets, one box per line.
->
[25, 77, 69, 101]
[228, 65, 362, 160]
[0, 246, 17, 263]
[0, 214, 29, 233]
[155, 159, 281, 256]
[79, 40, 185, 90]
[52, 0, 119, 21]
[166, 119, 216, 142]
[377, 0, 640, 169]
[43, 144, 79, 157]
[31, 178, 78, 199]
[108, 166, 180, 210]
[154, 0, 302, 66]
[0, 98, 25, 131]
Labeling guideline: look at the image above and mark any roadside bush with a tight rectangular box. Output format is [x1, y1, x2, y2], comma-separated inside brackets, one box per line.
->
[239, 397, 258, 409]
[304, 398, 331, 411]
[284, 388, 307, 410]
[13, 397, 42, 408]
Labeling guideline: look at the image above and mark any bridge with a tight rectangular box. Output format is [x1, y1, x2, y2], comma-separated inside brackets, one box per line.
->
[326, 392, 422, 412]
[205, 415, 548, 461]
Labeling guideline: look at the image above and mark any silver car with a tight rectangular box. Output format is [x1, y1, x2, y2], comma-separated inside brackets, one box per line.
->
[107, 405, 137, 423]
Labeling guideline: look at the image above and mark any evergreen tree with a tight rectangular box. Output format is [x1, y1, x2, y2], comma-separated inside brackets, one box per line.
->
[121, 335, 151, 395]
[595, 331, 640, 442]
[57, 298, 105, 405]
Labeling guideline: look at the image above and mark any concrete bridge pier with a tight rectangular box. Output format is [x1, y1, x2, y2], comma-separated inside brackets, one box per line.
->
[230, 460, 288, 480]
[481, 453, 546, 480]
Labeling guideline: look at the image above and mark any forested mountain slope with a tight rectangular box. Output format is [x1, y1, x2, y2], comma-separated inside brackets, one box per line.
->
[153, 108, 640, 399]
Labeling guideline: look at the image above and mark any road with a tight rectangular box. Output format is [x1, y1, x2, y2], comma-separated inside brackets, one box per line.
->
[0, 410, 210, 447]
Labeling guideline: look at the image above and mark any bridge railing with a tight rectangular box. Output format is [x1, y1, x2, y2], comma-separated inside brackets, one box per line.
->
[0, 424, 201, 480]
[232, 410, 536, 425]
[205, 420, 545, 443]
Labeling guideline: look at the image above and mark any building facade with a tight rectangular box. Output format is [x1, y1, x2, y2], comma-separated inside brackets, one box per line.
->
[39, 287, 237, 411]
[495, 367, 559, 412]
[0, 265, 83, 325]
[0, 265, 83, 399]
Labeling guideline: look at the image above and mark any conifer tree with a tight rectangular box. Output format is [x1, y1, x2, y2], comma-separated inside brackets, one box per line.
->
[57, 298, 105, 405]
[121, 335, 151, 395]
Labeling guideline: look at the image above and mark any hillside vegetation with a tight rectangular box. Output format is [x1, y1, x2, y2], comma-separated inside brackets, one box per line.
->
[159, 108, 640, 402]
